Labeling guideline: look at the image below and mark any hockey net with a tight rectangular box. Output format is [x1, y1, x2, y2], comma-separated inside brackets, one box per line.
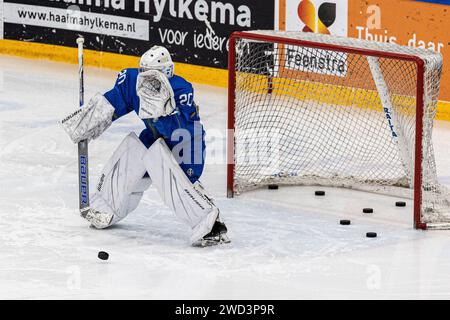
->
[227, 30, 450, 229]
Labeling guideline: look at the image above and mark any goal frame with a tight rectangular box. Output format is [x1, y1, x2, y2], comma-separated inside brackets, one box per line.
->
[227, 31, 427, 230]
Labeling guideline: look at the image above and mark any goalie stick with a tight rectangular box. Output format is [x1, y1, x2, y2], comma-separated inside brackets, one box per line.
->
[76, 37, 90, 216]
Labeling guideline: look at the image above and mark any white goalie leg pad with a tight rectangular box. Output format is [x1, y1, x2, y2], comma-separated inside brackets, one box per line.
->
[126, 176, 152, 214]
[87, 132, 150, 228]
[143, 138, 218, 243]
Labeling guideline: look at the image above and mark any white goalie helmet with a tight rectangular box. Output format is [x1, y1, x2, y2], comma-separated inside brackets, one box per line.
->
[139, 46, 174, 78]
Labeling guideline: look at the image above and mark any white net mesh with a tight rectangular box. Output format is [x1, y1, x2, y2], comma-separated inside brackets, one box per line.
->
[231, 31, 450, 228]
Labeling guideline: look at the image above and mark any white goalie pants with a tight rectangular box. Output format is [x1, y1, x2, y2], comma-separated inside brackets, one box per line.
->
[88, 133, 218, 243]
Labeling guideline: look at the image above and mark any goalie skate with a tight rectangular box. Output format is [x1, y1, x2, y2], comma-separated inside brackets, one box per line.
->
[193, 220, 231, 247]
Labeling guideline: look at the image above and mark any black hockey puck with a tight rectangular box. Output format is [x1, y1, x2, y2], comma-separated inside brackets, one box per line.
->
[340, 219, 351, 225]
[98, 251, 109, 261]
[366, 232, 377, 238]
[268, 184, 279, 190]
[396, 201, 406, 207]
[424, 207, 434, 213]
[315, 190, 325, 196]
[363, 208, 374, 214]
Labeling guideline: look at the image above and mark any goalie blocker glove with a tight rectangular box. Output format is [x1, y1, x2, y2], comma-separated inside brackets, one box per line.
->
[61, 93, 115, 144]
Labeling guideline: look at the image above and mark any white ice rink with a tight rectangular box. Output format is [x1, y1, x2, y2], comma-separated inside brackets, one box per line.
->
[1, 55, 450, 299]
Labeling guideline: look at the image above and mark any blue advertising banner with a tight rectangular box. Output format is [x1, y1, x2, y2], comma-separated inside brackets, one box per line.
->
[415, 0, 450, 5]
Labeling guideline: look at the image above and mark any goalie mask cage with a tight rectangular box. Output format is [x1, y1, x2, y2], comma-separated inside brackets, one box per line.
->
[227, 31, 450, 230]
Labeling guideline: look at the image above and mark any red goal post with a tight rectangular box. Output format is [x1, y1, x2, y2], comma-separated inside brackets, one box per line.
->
[227, 30, 449, 230]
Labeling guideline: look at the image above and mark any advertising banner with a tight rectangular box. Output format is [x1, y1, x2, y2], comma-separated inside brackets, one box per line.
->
[283, 0, 348, 36]
[2, 0, 275, 69]
[0, 0, 3, 40]
[348, 0, 449, 102]
[280, 0, 450, 104]
[415, 0, 450, 4]
[4, 2, 149, 40]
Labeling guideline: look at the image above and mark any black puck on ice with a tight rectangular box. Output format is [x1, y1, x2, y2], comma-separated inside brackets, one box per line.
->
[363, 208, 374, 214]
[396, 201, 406, 207]
[366, 232, 377, 238]
[268, 184, 279, 190]
[315, 190, 326, 196]
[340, 219, 351, 225]
[98, 251, 109, 261]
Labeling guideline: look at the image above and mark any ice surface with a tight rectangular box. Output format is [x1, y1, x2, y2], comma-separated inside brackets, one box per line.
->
[1, 56, 450, 299]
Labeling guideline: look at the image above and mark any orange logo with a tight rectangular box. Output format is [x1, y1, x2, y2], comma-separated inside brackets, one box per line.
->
[298, 0, 337, 34]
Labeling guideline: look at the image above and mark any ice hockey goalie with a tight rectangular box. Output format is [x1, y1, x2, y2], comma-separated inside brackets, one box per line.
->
[61, 46, 230, 247]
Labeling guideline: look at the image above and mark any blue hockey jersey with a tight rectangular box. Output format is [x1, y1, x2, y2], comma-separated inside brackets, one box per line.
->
[104, 68, 206, 183]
